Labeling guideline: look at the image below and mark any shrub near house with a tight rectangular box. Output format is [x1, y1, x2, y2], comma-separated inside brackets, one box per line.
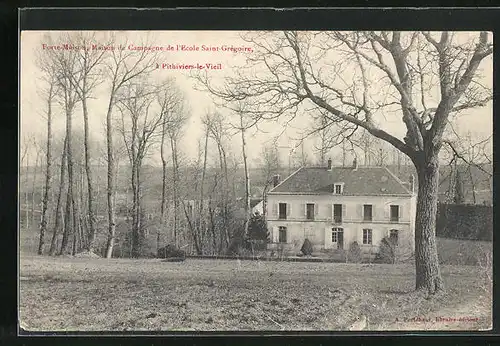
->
[265, 159, 416, 258]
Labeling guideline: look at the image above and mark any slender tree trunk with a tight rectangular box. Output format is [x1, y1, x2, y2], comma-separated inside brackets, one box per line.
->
[467, 165, 477, 204]
[160, 121, 168, 250]
[81, 97, 97, 252]
[71, 166, 81, 253]
[342, 141, 346, 167]
[170, 136, 179, 247]
[197, 130, 209, 253]
[24, 152, 30, 230]
[31, 150, 40, 231]
[414, 157, 444, 293]
[131, 157, 140, 258]
[49, 136, 67, 256]
[38, 94, 53, 255]
[105, 96, 117, 259]
[240, 116, 251, 238]
[71, 192, 79, 255]
[218, 144, 230, 250]
[59, 104, 75, 256]
[364, 141, 369, 166]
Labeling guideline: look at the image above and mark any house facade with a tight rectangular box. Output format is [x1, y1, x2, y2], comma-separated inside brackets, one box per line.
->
[266, 159, 416, 257]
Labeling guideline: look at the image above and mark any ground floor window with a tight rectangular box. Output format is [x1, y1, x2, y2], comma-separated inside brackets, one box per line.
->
[331, 228, 341, 242]
[363, 229, 372, 245]
[332, 228, 344, 249]
[389, 229, 399, 245]
[278, 226, 287, 243]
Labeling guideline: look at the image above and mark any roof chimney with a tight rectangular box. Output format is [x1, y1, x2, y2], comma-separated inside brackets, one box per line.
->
[352, 157, 358, 170]
[409, 174, 415, 194]
[327, 158, 332, 170]
[273, 174, 281, 187]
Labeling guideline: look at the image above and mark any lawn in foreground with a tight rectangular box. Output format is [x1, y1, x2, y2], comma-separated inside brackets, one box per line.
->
[19, 255, 492, 331]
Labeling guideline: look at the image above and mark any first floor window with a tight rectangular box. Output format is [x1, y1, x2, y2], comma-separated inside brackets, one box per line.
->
[389, 229, 399, 245]
[333, 204, 343, 223]
[390, 205, 400, 222]
[363, 229, 372, 245]
[363, 204, 373, 221]
[278, 226, 287, 243]
[306, 203, 315, 220]
[334, 184, 343, 194]
[279, 203, 287, 219]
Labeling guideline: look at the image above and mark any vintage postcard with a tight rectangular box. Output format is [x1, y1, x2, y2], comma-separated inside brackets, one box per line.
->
[19, 26, 493, 332]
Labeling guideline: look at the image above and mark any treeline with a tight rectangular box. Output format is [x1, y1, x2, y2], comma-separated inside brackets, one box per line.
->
[21, 32, 272, 258]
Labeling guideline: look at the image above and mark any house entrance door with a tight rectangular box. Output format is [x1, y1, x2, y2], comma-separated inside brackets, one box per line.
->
[337, 230, 344, 249]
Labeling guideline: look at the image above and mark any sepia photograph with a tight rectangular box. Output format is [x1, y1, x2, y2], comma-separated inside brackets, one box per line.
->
[19, 29, 493, 332]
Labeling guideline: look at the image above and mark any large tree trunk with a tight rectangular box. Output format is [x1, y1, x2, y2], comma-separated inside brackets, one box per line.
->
[38, 94, 53, 255]
[49, 136, 67, 256]
[414, 157, 444, 293]
[105, 97, 117, 259]
[81, 98, 98, 252]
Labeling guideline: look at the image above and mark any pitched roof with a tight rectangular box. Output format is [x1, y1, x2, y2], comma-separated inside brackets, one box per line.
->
[269, 166, 412, 196]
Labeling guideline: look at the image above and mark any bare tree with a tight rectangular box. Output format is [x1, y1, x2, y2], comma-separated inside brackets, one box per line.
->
[49, 135, 67, 255]
[39, 37, 83, 256]
[30, 140, 41, 239]
[37, 72, 57, 254]
[21, 135, 33, 230]
[157, 79, 184, 251]
[102, 35, 158, 258]
[64, 32, 108, 253]
[194, 31, 492, 293]
[162, 102, 189, 248]
[116, 79, 166, 257]
[442, 129, 492, 204]
[236, 103, 252, 240]
[258, 141, 281, 217]
[203, 111, 232, 250]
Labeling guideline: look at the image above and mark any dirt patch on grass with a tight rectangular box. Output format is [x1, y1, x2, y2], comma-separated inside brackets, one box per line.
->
[19, 256, 491, 331]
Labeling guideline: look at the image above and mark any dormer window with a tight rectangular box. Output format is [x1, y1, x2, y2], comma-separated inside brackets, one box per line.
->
[334, 183, 344, 194]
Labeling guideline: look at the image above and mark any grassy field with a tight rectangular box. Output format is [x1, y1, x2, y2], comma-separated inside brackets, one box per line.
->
[19, 254, 492, 332]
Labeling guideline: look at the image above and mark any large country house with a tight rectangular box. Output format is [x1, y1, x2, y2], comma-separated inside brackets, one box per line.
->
[266, 159, 416, 258]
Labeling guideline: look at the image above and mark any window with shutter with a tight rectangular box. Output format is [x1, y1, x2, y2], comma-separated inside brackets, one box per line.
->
[363, 229, 373, 245]
[333, 204, 342, 223]
[389, 229, 399, 245]
[390, 205, 399, 222]
[384, 204, 390, 221]
[315, 203, 319, 216]
[272, 226, 278, 242]
[278, 203, 287, 219]
[306, 203, 315, 220]
[363, 204, 373, 221]
[342, 204, 347, 220]
[278, 226, 287, 243]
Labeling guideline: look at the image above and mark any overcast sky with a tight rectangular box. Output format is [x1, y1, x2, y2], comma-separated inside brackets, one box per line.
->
[20, 31, 493, 168]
